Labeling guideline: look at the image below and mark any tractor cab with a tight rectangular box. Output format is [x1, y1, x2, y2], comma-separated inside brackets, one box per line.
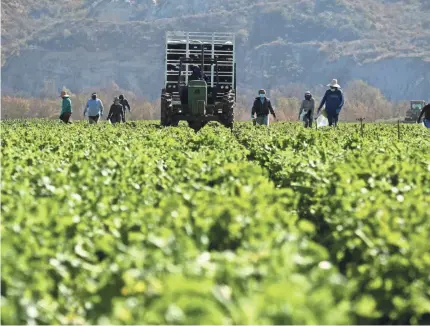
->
[410, 100, 426, 112]
[176, 56, 221, 113]
[404, 100, 426, 122]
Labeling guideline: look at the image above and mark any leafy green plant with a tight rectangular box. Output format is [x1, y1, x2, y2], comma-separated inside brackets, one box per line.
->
[1, 120, 428, 324]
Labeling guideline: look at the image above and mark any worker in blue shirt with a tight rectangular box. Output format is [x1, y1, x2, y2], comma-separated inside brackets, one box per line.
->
[317, 79, 344, 127]
[83, 93, 104, 124]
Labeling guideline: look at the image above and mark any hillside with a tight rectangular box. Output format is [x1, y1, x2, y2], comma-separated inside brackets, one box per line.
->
[1, 0, 430, 101]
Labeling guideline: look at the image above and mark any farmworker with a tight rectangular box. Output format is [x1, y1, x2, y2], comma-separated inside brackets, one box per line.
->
[189, 66, 209, 82]
[299, 91, 315, 128]
[84, 93, 104, 124]
[189, 66, 203, 81]
[316, 79, 344, 127]
[119, 94, 131, 123]
[251, 89, 277, 126]
[107, 97, 124, 124]
[417, 103, 430, 128]
[59, 90, 72, 124]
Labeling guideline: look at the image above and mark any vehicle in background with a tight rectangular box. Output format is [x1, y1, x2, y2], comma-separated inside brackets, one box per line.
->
[160, 32, 236, 131]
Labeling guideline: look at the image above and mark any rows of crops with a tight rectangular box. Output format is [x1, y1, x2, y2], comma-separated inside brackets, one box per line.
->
[1, 120, 429, 324]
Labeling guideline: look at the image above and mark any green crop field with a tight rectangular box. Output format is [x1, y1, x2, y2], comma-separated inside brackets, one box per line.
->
[1, 120, 429, 325]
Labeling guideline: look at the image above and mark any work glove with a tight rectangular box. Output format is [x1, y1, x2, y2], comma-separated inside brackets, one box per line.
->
[251, 114, 255, 120]
[336, 108, 341, 114]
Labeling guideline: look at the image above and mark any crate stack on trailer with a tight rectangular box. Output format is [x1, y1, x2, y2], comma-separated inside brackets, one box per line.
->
[164, 31, 236, 104]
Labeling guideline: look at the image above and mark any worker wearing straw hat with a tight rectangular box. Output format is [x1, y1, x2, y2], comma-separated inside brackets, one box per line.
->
[59, 90, 72, 124]
[317, 79, 344, 127]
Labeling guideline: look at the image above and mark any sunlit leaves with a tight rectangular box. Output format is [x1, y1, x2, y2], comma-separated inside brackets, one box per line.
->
[1, 120, 428, 324]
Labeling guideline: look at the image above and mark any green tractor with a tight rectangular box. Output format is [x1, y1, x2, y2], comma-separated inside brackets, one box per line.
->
[160, 32, 236, 131]
[404, 100, 426, 123]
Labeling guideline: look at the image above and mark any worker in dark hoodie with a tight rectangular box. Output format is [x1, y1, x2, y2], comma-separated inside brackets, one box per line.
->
[107, 97, 124, 124]
[188, 66, 209, 82]
[119, 94, 131, 122]
[417, 103, 430, 128]
[251, 89, 277, 126]
[317, 79, 344, 127]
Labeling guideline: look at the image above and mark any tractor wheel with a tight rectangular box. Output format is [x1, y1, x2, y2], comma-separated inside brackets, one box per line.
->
[222, 90, 235, 129]
[161, 90, 172, 127]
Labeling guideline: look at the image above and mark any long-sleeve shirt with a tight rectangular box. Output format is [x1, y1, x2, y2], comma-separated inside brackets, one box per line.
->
[107, 103, 124, 120]
[251, 97, 276, 117]
[120, 98, 131, 112]
[299, 98, 315, 118]
[417, 104, 430, 122]
[84, 98, 104, 117]
[61, 96, 72, 114]
[317, 89, 344, 114]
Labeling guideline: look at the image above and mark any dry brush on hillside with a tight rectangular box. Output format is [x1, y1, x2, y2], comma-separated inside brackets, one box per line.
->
[1, 80, 410, 122]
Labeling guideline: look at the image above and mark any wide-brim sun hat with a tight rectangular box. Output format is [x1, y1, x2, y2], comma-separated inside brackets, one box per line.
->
[327, 79, 341, 88]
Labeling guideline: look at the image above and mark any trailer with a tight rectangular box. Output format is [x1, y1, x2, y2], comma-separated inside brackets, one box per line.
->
[160, 32, 236, 130]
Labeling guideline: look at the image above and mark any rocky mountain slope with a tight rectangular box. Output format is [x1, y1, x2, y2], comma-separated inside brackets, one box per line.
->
[2, 0, 430, 101]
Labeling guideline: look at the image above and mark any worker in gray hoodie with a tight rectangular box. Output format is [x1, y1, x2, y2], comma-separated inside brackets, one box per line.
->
[83, 93, 104, 124]
[299, 91, 315, 128]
